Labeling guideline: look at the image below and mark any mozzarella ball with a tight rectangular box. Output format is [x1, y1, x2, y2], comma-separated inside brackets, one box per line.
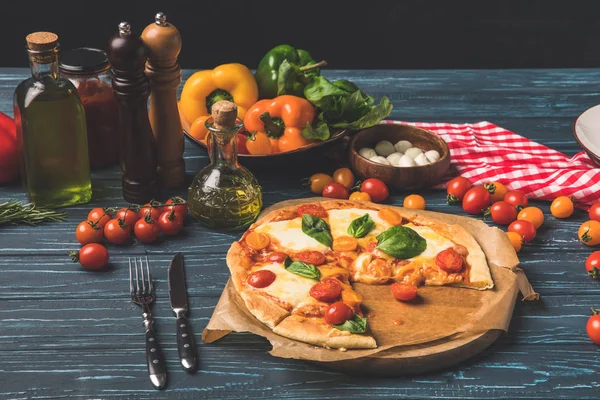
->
[371, 155, 391, 165]
[397, 155, 417, 167]
[375, 141, 396, 157]
[404, 147, 424, 159]
[414, 153, 431, 166]
[394, 140, 412, 154]
[425, 150, 441, 163]
[358, 147, 377, 160]
[386, 152, 404, 166]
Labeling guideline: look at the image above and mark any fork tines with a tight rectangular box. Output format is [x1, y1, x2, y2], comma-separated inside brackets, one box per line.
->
[129, 256, 154, 301]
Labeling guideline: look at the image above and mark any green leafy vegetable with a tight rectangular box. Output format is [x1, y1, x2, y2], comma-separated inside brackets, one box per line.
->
[376, 226, 427, 259]
[284, 256, 293, 268]
[277, 60, 305, 97]
[301, 214, 333, 247]
[286, 260, 321, 280]
[301, 121, 331, 141]
[347, 213, 375, 238]
[333, 314, 368, 333]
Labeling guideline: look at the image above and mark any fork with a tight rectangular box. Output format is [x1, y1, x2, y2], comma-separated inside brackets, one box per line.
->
[129, 256, 167, 390]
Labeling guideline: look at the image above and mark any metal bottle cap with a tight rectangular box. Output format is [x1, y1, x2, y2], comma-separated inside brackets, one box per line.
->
[155, 12, 167, 26]
[119, 22, 131, 37]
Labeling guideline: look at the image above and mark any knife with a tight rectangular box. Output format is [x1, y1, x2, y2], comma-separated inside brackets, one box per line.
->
[168, 252, 197, 372]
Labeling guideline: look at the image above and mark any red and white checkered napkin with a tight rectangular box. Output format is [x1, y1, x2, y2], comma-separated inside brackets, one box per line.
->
[382, 120, 600, 206]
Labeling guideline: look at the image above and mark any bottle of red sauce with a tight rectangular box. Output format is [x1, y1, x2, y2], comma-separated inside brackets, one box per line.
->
[59, 48, 120, 168]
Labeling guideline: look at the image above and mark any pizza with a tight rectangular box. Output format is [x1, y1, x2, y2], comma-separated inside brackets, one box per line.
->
[226, 200, 493, 350]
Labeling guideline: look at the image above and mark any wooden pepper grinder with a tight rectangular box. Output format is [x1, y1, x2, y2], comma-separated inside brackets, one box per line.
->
[107, 22, 158, 203]
[142, 12, 185, 188]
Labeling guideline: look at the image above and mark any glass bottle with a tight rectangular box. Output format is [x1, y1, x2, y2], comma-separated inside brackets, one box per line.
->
[13, 32, 91, 208]
[188, 101, 262, 230]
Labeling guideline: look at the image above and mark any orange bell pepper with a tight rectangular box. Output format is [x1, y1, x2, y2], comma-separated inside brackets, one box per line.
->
[243, 95, 315, 154]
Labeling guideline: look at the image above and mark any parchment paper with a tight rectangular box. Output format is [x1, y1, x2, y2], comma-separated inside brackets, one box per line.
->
[202, 198, 538, 362]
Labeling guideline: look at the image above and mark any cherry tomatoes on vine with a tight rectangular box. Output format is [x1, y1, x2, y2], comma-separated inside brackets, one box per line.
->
[134, 218, 160, 243]
[139, 203, 162, 220]
[104, 218, 132, 245]
[164, 197, 188, 219]
[75, 221, 104, 245]
[157, 211, 185, 236]
[87, 208, 111, 228]
[115, 207, 139, 227]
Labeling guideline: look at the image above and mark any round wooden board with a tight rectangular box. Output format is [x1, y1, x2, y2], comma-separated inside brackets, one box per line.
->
[260, 198, 509, 376]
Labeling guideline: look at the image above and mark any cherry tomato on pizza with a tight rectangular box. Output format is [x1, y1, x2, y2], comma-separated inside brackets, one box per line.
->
[297, 204, 328, 218]
[75, 221, 104, 245]
[324, 301, 354, 325]
[322, 182, 349, 199]
[508, 220, 536, 243]
[247, 270, 276, 288]
[390, 282, 418, 301]
[585, 251, 600, 280]
[578, 220, 600, 246]
[378, 208, 403, 226]
[484, 181, 508, 203]
[403, 194, 426, 210]
[589, 203, 600, 222]
[586, 309, 600, 345]
[333, 236, 358, 252]
[296, 250, 326, 266]
[435, 248, 464, 273]
[504, 190, 528, 209]
[517, 206, 544, 229]
[268, 252, 289, 263]
[310, 278, 342, 303]
[486, 201, 518, 225]
[360, 178, 389, 203]
[446, 176, 472, 205]
[462, 186, 491, 215]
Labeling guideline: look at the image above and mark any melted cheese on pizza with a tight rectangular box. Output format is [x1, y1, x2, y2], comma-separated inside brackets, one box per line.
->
[404, 223, 455, 261]
[251, 262, 316, 307]
[253, 218, 328, 253]
[328, 208, 390, 245]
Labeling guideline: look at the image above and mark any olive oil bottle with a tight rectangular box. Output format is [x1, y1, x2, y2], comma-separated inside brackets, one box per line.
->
[14, 32, 91, 208]
[188, 101, 262, 229]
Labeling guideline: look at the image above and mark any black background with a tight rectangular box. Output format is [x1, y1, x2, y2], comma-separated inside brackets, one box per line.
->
[4, 0, 600, 69]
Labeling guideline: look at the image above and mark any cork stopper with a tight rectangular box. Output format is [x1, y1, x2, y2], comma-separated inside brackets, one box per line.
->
[211, 101, 238, 129]
[26, 32, 59, 63]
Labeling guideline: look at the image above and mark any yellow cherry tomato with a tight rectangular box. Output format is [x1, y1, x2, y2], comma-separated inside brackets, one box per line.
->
[550, 196, 574, 218]
[246, 132, 273, 155]
[332, 168, 355, 189]
[517, 206, 545, 229]
[349, 192, 371, 202]
[306, 173, 333, 194]
[506, 231, 523, 252]
[378, 208, 403, 226]
[189, 115, 210, 141]
[485, 182, 508, 203]
[579, 220, 600, 246]
[245, 231, 270, 250]
[332, 236, 358, 252]
[403, 194, 426, 210]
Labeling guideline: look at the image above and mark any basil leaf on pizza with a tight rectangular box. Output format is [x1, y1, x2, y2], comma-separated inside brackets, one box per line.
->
[333, 314, 368, 333]
[376, 226, 427, 259]
[286, 260, 321, 280]
[347, 213, 375, 238]
[302, 214, 333, 247]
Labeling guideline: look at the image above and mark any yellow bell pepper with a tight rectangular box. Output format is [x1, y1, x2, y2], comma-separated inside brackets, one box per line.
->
[180, 63, 258, 127]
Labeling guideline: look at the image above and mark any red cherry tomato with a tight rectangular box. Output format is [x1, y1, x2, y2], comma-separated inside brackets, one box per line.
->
[164, 197, 189, 218]
[75, 221, 104, 245]
[487, 201, 518, 225]
[324, 301, 354, 325]
[586, 310, 600, 345]
[390, 282, 418, 301]
[310, 278, 343, 303]
[247, 270, 276, 288]
[462, 186, 492, 214]
[446, 176, 472, 204]
[139, 203, 163, 220]
[104, 218, 132, 245]
[268, 252, 288, 263]
[87, 208, 111, 228]
[297, 204, 328, 218]
[115, 208, 139, 227]
[72, 243, 109, 270]
[508, 219, 536, 242]
[296, 250, 326, 266]
[238, 133, 249, 154]
[435, 248, 464, 273]
[157, 211, 184, 236]
[589, 203, 600, 222]
[134, 218, 160, 243]
[322, 182, 349, 199]
[360, 178, 389, 203]
[504, 190, 529, 209]
[586, 251, 600, 280]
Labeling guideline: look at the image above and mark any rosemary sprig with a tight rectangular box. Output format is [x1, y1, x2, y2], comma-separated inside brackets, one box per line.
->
[0, 200, 66, 226]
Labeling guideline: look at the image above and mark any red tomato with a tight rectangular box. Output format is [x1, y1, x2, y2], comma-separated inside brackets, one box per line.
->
[360, 178, 389, 203]
[165, 197, 189, 218]
[324, 301, 354, 325]
[247, 270, 276, 288]
[586, 251, 600, 280]
[134, 218, 160, 243]
[462, 186, 492, 214]
[589, 203, 600, 222]
[238, 133, 249, 154]
[322, 182, 349, 199]
[508, 220, 536, 242]
[586, 310, 600, 345]
[297, 204, 328, 218]
[296, 250, 326, 266]
[0, 112, 18, 184]
[435, 248, 464, 273]
[310, 278, 342, 303]
[268, 252, 288, 263]
[75, 221, 103, 245]
[104, 218, 132, 245]
[72, 243, 109, 270]
[115, 208, 139, 227]
[487, 201, 518, 225]
[390, 282, 418, 301]
[504, 190, 529, 209]
[87, 208, 111, 228]
[446, 177, 472, 204]
[139, 203, 163, 220]
[157, 211, 184, 236]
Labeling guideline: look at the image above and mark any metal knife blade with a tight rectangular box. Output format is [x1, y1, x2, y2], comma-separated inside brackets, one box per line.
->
[168, 252, 188, 311]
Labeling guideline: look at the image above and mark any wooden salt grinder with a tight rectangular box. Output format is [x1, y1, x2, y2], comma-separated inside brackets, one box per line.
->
[107, 22, 158, 203]
[142, 12, 185, 188]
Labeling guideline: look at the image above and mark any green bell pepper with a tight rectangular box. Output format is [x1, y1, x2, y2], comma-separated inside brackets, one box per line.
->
[255, 45, 321, 99]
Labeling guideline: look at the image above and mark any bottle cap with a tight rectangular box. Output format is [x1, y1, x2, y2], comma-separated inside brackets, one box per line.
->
[59, 48, 110, 76]
[211, 101, 238, 129]
[26, 32, 59, 63]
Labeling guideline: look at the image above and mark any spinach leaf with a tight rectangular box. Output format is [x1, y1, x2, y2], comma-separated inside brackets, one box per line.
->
[286, 260, 321, 280]
[376, 225, 427, 259]
[301, 214, 333, 248]
[301, 121, 331, 141]
[277, 60, 308, 97]
[333, 314, 368, 333]
[284, 256, 293, 268]
[347, 213, 375, 238]
[304, 76, 351, 108]
[330, 96, 393, 130]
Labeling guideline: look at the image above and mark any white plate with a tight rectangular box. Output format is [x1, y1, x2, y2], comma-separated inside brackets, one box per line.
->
[574, 104, 600, 164]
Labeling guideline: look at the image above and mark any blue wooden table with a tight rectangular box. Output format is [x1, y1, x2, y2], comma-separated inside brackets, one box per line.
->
[1, 68, 599, 399]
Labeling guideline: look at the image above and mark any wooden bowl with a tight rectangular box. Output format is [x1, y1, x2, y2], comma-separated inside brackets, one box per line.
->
[349, 124, 451, 190]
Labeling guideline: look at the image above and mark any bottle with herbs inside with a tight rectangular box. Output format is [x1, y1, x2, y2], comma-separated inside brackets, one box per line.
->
[13, 32, 92, 208]
[59, 48, 119, 168]
[188, 101, 262, 230]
